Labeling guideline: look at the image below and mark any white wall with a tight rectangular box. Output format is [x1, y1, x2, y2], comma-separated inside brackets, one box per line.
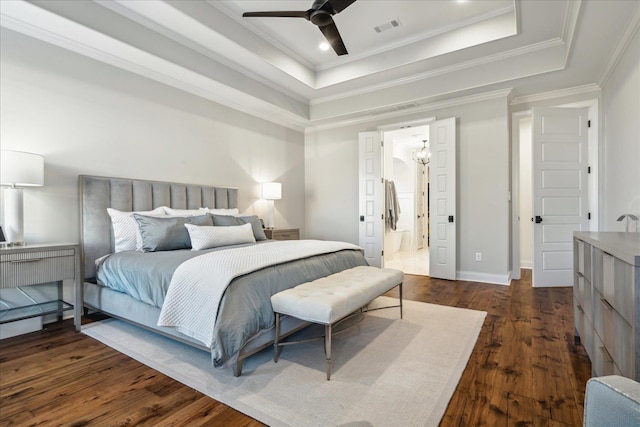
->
[305, 96, 511, 284]
[0, 30, 305, 244]
[601, 28, 640, 231]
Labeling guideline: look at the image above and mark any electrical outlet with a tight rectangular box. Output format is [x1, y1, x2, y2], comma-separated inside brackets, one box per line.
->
[475, 252, 482, 261]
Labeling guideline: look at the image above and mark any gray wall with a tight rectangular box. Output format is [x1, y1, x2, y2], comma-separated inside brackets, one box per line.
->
[305, 96, 511, 284]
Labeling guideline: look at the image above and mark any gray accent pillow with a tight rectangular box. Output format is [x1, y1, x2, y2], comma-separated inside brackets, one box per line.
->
[133, 214, 213, 252]
[209, 214, 267, 241]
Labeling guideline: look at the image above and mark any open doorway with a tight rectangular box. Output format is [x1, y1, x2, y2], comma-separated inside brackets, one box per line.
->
[382, 126, 430, 276]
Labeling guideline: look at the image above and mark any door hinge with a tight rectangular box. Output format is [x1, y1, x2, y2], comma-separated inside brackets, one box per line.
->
[381, 214, 384, 220]
[381, 140, 384, 147]
[381, 177, 384, 184]
[587, 120, 591, 128]
[381, 250, 384, 256]
[588, 166, 591, 174]
[588, 212, 591, 220]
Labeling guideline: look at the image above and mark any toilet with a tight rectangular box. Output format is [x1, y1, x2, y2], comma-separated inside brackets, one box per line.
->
[391, 229, 409, 253]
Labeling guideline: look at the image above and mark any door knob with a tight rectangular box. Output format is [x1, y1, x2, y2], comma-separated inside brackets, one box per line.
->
[531, 216, 543, 223]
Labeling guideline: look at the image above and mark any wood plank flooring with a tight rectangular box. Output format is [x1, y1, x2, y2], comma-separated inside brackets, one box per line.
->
[0, 270, 591, 426]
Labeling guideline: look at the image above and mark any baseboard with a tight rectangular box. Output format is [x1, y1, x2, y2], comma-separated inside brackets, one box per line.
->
[457, 271, 510, 286]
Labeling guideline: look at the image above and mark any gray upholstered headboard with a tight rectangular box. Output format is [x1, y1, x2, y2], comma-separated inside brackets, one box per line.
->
[79, 175, 238, 280]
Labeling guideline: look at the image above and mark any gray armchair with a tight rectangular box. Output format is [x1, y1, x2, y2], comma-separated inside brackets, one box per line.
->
[584, 375, 640, 426]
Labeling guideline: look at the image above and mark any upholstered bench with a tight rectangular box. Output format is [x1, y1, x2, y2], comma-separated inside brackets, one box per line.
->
[270, 265, 404, 380]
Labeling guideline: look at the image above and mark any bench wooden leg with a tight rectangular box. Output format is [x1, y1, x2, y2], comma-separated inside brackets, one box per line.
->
[325, 323, 332, 380]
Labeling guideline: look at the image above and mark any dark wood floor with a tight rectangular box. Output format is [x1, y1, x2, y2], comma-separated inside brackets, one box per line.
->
[0, 270, 591, 426]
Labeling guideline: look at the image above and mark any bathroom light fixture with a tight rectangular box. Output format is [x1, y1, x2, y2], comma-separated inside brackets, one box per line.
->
[0, 150, 44, 245]
[262, 182, 282, 229]
[416, 140, 430, 166]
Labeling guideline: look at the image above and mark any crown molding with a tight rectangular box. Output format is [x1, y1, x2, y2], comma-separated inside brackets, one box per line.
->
[305, 88, 513, 133]
[310, 38, 563, 107]
[560, 0, 582, 66]
[510, 83, 601, 105]
[598, 3, 640, 88]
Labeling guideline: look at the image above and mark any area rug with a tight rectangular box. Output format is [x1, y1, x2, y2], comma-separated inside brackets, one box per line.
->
[82, 297, 486, 427]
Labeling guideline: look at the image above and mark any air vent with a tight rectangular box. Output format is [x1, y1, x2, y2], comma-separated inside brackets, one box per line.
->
[374, 19, 401, 34]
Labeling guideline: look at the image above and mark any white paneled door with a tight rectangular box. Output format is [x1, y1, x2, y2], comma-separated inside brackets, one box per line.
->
[429, 118, 457, 280]
[532, 107, 589, 287]
[359, 132, 384, 267]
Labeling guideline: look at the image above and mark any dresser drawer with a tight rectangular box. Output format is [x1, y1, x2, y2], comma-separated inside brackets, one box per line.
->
[0, 249, 75, 288]
[592, 334, 615, 377]
[274, 231, 299, 240]
[612, 258, 634, 324]
[613, 313, 634, 378]
[266, 229, 300, 240]
[574, 296, 593, 360]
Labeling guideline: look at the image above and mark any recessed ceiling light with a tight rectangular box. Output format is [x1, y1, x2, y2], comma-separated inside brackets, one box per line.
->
[319, 42, 330, 51]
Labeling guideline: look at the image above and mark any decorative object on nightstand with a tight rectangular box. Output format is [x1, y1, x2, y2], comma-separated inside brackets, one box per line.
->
[265, 228, 300, 241]
[0, 150, 44, 245]
[617, 214, 639, 232]
[0, 243, 82, 332]
[262, 182, 282, 229]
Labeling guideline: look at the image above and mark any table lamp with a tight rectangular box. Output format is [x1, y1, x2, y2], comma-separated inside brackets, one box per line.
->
[1, 150, 44, 245]
[262, 182, 281, 229]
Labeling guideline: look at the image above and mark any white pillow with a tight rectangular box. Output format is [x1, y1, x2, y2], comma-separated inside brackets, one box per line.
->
[185, 223, 256, 250]
[199, 207, 239, 216]
[163, 207, 204, 217]
[106, 207, 165, 252]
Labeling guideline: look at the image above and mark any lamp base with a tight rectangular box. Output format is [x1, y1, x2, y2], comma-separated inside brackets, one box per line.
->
[266, 199, 275, 229]
[3, 187, 25, 245]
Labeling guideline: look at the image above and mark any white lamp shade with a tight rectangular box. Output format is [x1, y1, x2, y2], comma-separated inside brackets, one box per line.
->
[1, 150, 44, 187]
[262, 182, 282, 200]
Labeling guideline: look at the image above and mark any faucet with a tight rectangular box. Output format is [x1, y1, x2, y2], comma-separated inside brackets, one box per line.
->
[617, 214, 639, 232]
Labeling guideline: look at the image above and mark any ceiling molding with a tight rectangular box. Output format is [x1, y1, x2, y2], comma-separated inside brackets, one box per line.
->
[208, 0, 317, 72]
[598, 3, 640, 88]
[560, 0, 582, 66]
[314, 5, 516, 72]
[97, 0, 311, 103]
[510, 83, 600, 106]
[305, 88, 513, 133]
[310, 37, 563, 107]
[0, 0, 309, 132]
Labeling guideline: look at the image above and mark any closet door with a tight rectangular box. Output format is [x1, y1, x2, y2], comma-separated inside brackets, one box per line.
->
[429, 117, 456, 281]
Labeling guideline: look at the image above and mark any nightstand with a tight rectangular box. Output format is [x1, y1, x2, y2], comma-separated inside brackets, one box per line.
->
[265, 228, 300, 240]
[0, 243, 82, 332]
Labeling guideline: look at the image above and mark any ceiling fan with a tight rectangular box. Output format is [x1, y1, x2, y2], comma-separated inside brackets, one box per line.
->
[242, 0, 357, 56]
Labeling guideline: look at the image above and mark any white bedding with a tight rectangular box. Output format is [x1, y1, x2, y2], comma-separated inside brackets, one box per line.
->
[157, 240, 362, 347]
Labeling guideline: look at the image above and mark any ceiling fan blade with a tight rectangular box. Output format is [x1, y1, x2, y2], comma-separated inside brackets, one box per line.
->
[327, 0, 356, 14]
[242, 11, 310, 19]
[318, 21, 348, 55]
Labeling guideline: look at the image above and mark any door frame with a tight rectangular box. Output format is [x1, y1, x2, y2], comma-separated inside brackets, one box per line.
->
[510, 99, 600, 283]
[377, 117, 435, 269]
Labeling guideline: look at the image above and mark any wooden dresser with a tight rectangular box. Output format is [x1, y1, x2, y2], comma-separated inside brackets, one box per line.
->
[573, 232, 640, 380]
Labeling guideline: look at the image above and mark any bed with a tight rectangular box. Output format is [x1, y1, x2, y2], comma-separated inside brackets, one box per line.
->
[79, 175, 367, 376]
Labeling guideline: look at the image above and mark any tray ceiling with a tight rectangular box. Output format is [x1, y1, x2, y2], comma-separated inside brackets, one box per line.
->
[1, 0, 638, 131]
